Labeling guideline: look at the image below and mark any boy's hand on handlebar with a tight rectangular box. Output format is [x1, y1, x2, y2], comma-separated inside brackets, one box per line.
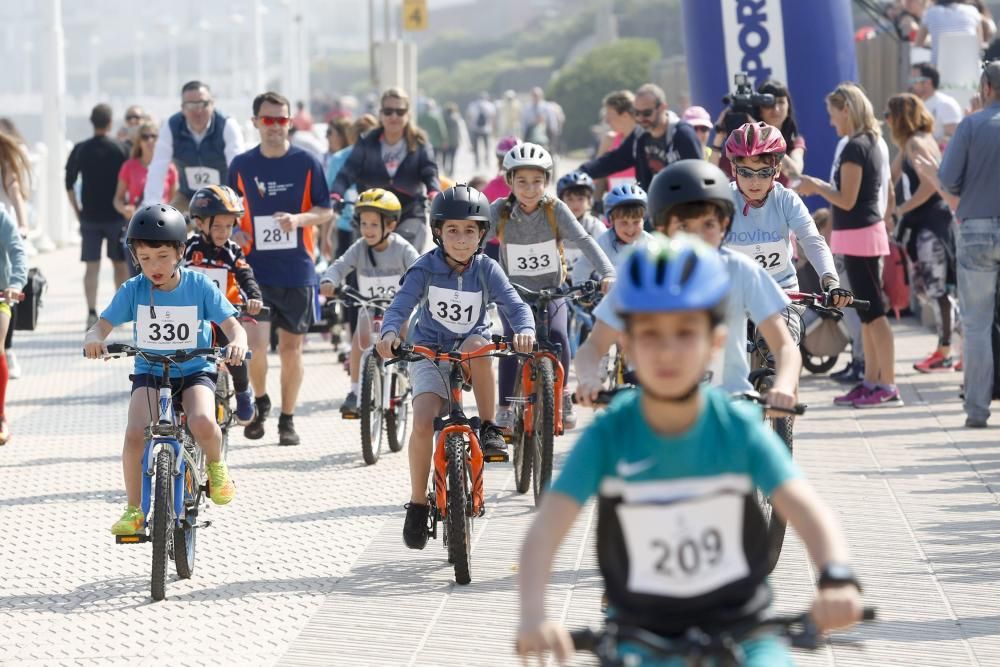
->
[513, 332, 535, 354]
[376, 332, 398, 360]
[3, 288, 22, 303]
[516, 621, 574, 665]
[245, 298, 263, 316]
[600, 277, 614, 295]
[574, 381, 603, 408]
[826, 286, 854, 309]
[224, 343, 248, 366]
[811, 585, 863, 633]
[83, 339, 109, 360]
[319, 282, 336, 298]
[765, 381, 797, 413]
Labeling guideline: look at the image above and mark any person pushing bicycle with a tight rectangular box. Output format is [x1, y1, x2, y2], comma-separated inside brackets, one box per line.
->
[84, 205, 248, 536]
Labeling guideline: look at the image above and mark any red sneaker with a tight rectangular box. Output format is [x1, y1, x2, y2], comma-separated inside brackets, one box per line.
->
[913, 350, 955, 373]
[955, 357, 964, 372]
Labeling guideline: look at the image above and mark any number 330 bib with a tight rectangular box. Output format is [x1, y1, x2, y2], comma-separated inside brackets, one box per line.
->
[136, 305, 199, 350]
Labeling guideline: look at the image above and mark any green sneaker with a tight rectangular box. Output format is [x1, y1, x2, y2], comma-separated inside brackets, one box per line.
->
[110, 505, 146, 536]
[207, 462, 236, 505]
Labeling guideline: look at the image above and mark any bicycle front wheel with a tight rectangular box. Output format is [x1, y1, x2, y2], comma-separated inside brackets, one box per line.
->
[510, 369, 532, 494]
[360, 353, 385, 465]
[386, 368, 410, 453]
[531, 357, 556, 507]
[151, 449, 173, 601]
[445, 434, 473, 585]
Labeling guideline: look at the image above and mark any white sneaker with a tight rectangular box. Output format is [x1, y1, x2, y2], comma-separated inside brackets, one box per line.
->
[495, 406, 513, 431]
[6, 352, 20, 380]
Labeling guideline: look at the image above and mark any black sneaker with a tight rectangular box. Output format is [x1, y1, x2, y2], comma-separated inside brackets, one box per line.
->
[479, 421, 509, 462]
[403, 502, 430, 550]
[278, 414, 300, 447]
[831, 360, 864, 384]
[340, 391, 359, 418]
[243, 395, 271, 440]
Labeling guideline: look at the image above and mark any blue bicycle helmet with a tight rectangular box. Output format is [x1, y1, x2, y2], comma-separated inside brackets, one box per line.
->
[603, 183, 648, 216]
[556, 171, 595, 197]
[616, 233, 730, 317]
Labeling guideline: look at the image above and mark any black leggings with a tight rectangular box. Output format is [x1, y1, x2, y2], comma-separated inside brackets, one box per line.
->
[843, 255, 886, 324]
[498, 297, 570, 407]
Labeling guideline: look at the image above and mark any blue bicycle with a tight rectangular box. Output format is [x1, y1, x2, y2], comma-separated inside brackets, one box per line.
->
[96, 343, 249, 601]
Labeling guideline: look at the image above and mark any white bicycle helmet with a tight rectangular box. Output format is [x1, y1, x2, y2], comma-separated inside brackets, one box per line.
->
[502, 142, 553, 176]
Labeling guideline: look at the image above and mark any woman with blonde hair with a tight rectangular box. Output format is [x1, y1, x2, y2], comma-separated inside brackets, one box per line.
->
[797, 83, 901, 408]
[330, 88, 439, 251]
[0, 128, 30, 237]
[885, 92, 959, 372]
[113, 120, 178, 222]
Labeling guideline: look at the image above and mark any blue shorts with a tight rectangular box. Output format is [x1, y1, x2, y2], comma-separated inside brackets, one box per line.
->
[620, 634, 792, 666]
[80, 221, 127, 262]
[129, 371, 218, 395]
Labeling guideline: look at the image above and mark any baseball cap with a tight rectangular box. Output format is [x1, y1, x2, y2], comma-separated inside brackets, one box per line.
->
[683, 106, 713, 129]
[983, 60, 1000, 88]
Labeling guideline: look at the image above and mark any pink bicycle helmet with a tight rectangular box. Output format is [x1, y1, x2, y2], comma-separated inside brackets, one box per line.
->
[725, 122, 787, 165]
[495, 135, 521, 158]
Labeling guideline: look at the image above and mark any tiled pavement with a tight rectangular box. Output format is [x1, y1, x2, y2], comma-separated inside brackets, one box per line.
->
[1, 245, 999, 666]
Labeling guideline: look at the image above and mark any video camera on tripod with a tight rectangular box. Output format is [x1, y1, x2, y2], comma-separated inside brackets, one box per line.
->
[720, 72, 776, 135]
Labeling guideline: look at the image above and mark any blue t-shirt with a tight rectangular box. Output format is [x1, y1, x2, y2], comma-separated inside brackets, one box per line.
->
[594, 247, 789, 392]
[229, 145, 331, 288]
[551, 388, 800, 636]
[101, 269, 238, 378]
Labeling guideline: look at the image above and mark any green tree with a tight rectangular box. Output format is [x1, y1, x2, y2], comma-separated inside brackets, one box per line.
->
[547, 38, 662, 151]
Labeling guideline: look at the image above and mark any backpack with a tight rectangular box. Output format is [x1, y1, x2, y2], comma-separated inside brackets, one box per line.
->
[15, 267, 46, 331]
[496, 197, 567, 280]
[882, 240, 910, 319]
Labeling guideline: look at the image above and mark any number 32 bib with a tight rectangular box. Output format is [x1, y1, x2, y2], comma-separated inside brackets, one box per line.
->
[428, 286, 482, 334]
[731, 240, 789, 277]
[617, 493, 749, 598]
[136, 305, 200, 350]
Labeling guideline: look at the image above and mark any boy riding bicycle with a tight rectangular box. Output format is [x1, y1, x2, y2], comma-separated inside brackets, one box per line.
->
[319, 188, 419, 416]
[375, 185, 535, 551]
[555, 171, 608, 277]
[516, 236, 864, 665]
[185, 185, 264, 425]
[84, 205, 249, 536]
[572, 183, 655, 285]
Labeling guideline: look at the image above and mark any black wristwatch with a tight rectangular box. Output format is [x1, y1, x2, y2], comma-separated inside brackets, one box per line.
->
[818, 563, 861, 591]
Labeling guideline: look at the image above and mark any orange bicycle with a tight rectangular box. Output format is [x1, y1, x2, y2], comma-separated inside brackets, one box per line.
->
[508, 281, 598, 506]
[385, 336, 529, 585]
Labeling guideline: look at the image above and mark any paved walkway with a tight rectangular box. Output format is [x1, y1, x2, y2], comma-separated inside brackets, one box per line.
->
[1, 245, 998, 666]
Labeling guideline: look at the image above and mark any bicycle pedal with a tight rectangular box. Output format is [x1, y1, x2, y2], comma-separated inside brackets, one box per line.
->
[340, 413, 360, 420]
[115, 534, 149, 544]
[502, 433, 512, 443]
[484, 452, 510, 463]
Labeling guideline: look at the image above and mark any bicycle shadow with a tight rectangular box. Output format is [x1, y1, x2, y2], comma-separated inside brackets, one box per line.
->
[0, 488, 124, 508]
[264, 503, 400, 523]
[231, 450, 370, 472]
[0, 576, 151, 613]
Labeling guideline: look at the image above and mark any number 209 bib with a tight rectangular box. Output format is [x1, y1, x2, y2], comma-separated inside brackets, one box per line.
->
[428, 286, 482, 334]
[136, 305, 199, 350]
[617, 493, 749, 598]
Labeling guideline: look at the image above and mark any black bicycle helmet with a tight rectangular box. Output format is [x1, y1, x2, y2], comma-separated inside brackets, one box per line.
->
[431, 183, 491, 229]
[188, 185, 246, 219]
[126, 204, 189, 246]
[648, 160, 735, 229]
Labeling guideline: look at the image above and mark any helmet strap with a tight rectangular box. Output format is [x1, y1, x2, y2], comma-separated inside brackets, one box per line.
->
[642, 382, 701, 404]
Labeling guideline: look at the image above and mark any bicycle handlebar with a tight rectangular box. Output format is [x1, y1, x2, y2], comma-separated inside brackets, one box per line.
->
[331, 285, 393, 310]
[236, 303, 271, 316]
[571, 386, 634, 406]
[383, 336, 533, 366]
[84, 343, 252, 363]
[0, 293, 26, 304]
[787, 291, 870, 312]
[735, 390, 807, 415]
[514, 280, 599, 303]
[571, 607, 876, 658]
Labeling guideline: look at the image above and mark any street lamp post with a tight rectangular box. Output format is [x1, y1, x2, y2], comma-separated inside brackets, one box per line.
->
[40, 0, 67, 248]
[133, 30, 145, 100]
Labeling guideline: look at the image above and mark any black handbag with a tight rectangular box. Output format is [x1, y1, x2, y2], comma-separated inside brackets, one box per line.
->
[14, 267, 46, 331]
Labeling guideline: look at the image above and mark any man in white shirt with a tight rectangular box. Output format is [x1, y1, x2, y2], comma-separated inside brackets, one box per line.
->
[143, 81, 245, 211]
[910, 62, 964, 145]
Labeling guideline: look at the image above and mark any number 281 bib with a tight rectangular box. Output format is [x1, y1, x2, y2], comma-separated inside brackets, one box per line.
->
[427, 286, 482, 334]
[135, 305, 200, 350]
[254, 216, 297, 251]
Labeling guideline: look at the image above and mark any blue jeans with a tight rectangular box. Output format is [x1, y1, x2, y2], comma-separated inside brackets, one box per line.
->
[956, 218, 1000, 421]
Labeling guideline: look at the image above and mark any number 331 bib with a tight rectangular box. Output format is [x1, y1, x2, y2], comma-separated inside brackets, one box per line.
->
[427, 286, 482, 334]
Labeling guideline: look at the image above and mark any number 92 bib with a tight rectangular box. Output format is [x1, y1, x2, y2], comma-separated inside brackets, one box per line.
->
[136, 305, 200, 350]
[427, 286, 482, 334]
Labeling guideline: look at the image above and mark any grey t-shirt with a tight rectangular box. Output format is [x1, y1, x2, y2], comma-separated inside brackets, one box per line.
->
[319, 233, 419, 298]
[381, 138, 407, 178]
[487, 195, 614, 292]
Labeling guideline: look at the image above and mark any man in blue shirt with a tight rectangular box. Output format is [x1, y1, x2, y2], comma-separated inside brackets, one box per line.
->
[937, 61, 1000, 428]
[229, 91, 333, 446]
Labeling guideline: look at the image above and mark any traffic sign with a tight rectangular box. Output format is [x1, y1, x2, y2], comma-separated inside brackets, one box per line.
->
[403, 0, 427, 31]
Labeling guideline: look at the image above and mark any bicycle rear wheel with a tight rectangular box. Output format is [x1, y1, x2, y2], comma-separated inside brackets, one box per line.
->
[174, 466, 198, 579]
[445, 434, 473, 585]
[753, 375, 793, 574]
[386, 368, 410, 453]
[360, 354, 385, 465]
[510, 369, 533, 494]
[531, 357, 556, 506]
[151, 449, 173, 601]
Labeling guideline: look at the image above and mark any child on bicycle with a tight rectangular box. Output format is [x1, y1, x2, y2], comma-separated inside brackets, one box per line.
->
[0, 207, 26, 445]
[574, 160, 799, 411]
[375, 185, 535, 551]
[724, 121, 853, 346]
[517, 235, 864, 665]
[489, 143, 615, 431]
[185, 185, 263, 425]
[555, 171, 608, 278]
[84, 205, 249, 536]
[572, 183, 655, 284]
[319, 188, 419, 416]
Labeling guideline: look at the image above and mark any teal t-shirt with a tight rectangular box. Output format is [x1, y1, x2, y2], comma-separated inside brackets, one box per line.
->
[101, 269, 238, 378]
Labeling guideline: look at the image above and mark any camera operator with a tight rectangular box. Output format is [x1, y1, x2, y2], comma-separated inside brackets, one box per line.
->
[710, 76, 807, 187]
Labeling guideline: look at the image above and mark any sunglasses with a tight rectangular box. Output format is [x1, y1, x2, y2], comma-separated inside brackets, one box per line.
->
[734, 166, 777, 180]
[182, 100, 212, 110]
[380, 107, 408, 117]
[632, 108, 657, 118]
[140, 134, 158, 140]
[258, 115, 291, 126]
[694, 126, 711, 133]
[125, 114, 142, 122]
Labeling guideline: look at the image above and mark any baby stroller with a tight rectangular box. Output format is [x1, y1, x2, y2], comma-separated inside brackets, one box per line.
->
[796, 260, 851, 374]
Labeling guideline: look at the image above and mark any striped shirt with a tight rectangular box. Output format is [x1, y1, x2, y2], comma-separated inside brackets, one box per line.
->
[923, 4, 981, 64]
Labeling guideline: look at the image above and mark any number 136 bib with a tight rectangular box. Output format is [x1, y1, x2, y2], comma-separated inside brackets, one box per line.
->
[136, 305, 200, 350]
[428, 286, 482, 334]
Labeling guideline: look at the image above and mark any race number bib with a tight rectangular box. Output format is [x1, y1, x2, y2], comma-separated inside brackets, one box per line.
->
[190, 266, 229, 293]
[617, 494, 749, 598]
[731, 240, 790, 277]
[507, 240, 560, 277]
[254, 216, 297, 251]
[358, 274, 401, 299]
[184, 166, 221, 188]
[136, 305, 199, 351]
[428, 286, 482, 334]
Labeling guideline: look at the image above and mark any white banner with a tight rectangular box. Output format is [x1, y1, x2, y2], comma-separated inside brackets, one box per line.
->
[720, 0, 788, 88]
